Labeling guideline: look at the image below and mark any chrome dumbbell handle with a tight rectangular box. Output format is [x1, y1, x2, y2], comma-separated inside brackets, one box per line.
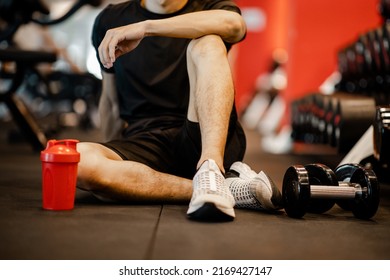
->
[310, 182, 364, 200]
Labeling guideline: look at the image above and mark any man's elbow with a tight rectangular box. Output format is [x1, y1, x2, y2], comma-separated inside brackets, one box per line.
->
[224, 12, 247, 43]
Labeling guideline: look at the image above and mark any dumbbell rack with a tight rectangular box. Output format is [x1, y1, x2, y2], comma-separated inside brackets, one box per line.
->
[291, 92, 379, 153]
[290, 17, 390, 180]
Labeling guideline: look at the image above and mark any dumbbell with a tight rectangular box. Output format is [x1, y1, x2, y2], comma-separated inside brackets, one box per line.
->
[282, 163, 380, 219]
[334, 164, 367, 211]
[374, 106, 390, 165]
[333, 95, 376, 153]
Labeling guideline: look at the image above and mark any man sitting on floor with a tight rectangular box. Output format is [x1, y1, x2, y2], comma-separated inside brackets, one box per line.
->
[76, 0, 283, 221]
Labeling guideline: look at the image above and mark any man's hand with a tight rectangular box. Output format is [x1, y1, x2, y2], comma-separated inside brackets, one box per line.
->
[98, 22, 145, 69]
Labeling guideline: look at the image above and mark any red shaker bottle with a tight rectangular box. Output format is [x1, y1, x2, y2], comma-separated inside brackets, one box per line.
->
[40, 139, 80, 210]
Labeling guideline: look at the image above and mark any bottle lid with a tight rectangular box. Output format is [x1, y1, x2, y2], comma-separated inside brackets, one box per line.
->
[40, 139, 80, 163]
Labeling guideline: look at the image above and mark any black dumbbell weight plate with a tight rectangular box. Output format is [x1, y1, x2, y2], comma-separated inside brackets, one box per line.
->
[334, 164, 361, 210]
[350, 167, 380, 219]
[282, 165, 310, 218]
[305, 164, 338, 214]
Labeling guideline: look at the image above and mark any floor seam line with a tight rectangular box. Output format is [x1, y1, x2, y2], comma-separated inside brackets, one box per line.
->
[143, 204, 163, 260]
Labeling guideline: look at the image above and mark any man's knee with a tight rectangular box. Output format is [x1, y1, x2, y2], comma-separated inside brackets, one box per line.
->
[76, 142, 105, 191]
[187, 35, 227, 62]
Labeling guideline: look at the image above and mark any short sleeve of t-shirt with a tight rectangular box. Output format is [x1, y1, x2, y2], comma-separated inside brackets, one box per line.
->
[204, 0, 242, 14]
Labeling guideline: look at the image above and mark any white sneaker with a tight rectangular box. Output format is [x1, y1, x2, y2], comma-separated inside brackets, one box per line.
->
[226, 162, 283, 211]
[187, 159, 235, 221]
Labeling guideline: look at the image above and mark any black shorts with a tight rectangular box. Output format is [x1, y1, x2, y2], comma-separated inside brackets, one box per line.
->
[102, 116, 246, 179]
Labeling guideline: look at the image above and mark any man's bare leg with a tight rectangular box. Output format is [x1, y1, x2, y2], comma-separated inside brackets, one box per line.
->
[186, 35, 234, 173]
[186, 35, 237, 220]
[187, 35, 283, 216]
[77, 142, 192, 203]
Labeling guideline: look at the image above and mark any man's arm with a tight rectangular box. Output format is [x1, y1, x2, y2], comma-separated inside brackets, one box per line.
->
[98, 10, 246, 69]
[144, 10, 246, 43]
[98, 71, 125, 141]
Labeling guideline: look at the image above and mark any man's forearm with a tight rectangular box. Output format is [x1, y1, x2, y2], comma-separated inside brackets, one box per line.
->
[98, 9, 246, 69]
[98, 72, 124, 141]
[143, 10, 246, 43]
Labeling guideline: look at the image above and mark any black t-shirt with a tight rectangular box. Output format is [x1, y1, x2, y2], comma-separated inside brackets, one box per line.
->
[92, 0, 242, 125]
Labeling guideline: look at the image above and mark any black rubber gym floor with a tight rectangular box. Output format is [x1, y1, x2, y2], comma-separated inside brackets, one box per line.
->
[0, 120, 389, 260]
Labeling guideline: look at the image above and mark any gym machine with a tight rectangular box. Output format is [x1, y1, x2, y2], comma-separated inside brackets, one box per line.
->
[0, 0, 102, 151]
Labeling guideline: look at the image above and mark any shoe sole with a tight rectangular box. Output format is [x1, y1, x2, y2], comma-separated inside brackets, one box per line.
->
[187, 202, 235, 222]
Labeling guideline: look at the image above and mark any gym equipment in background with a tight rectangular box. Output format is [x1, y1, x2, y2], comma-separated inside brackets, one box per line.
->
[0, 0, 102, 151]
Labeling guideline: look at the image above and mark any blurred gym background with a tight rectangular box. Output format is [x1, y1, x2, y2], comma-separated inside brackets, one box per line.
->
[0, 0, 388, 180]
[1, 0, 390, 261]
